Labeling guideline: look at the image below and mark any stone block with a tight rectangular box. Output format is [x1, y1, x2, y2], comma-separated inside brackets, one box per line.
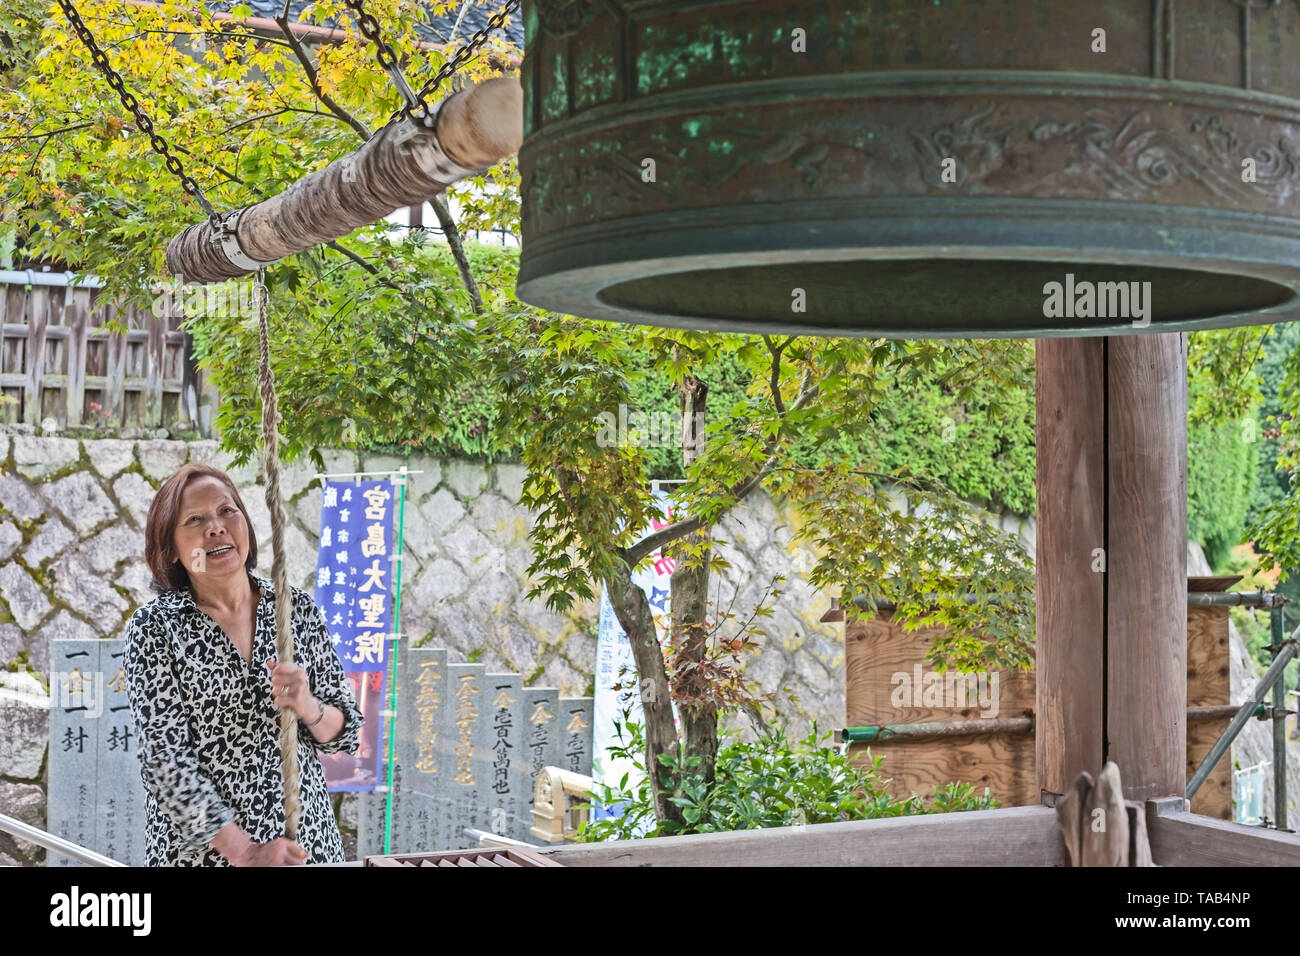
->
[12, 435, 79, 479]
[483, 672, 525, 841]
[280, 455, 321, 500]
[0, 782, 45, 859]
[137, 438, 188, 483]
[185, 439, 228, 468]
[359, 453, 406, 484]
[0, 521, 20, 563]
[502, 625, 545, 675]
[539, 656, 585, 697]
[520, 687, 558, 835]
[440, 521, 494, 572]
[0, 623, 23, 665]
[443, 460, 487, 500]
[562, 631, 596, 675]
[394, 491, 436, 563]
[494, 463, 526, 504]
[0, 563, 51, 630]
[461, 567, 515, 624]
[84, 439, 136, 479]
[421, 488, 466, 535]
[405, 458, 441, 504]
[293, 484, 323, 535]
[742, 644, 787, 690]
[408, 557, 470, 610]
[556, 697, 594, 776]
[81, 524, 146, 575]
[49, 553, 129, 624]
[0, 682, 48, 779]
[112, 472, 155, 529]
[39, 471, 117, 534]
[254, 519, 317, 593]
[116, 560, 156, 609]
[446, 663, 487, 850]
[25, 516, 75, 568]
[0, 474, 44, 522]
[472, 494, 530, 550]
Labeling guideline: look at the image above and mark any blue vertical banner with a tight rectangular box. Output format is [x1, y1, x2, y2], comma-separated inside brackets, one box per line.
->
[315, 479, 396, 791]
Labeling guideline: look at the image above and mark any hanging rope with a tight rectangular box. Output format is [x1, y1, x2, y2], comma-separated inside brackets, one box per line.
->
[253, 270, 302, 839]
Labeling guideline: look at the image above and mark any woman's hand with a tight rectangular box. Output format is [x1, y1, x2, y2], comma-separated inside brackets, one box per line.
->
[266, 659, 313, 719]
[236, 838, 309, 867]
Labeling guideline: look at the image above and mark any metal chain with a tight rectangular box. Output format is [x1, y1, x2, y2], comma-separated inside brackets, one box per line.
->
[54, 0, 221, 232]
[344, 0, 521, 126]
[341, 0, 403, 71]
[406, 0, 521, 119]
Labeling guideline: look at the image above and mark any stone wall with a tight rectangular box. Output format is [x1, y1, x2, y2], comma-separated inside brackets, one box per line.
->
[5, 427, 956, 863]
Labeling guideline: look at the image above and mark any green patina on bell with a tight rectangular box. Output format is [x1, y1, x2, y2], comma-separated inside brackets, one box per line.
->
[514, 0, 1300, 338]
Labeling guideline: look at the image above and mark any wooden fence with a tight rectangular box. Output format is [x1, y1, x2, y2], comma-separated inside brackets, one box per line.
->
[0, 272, 203, 432]
[829, 576, 1236, 819]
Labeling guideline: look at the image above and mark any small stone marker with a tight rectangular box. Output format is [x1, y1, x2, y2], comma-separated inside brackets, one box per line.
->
[97, 642, 145, 866]
[520, 687, 558, 841]
[484, 672, 523, 841]
[557, 697, 594, 777]
[447, 663, 486, 849]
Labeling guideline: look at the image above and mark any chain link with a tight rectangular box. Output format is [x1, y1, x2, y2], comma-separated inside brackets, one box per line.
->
[54, 0, 221, 232]
[343, 0, 520, 126]
[341, 0, 402, 71]
[407, 0, 520, 119]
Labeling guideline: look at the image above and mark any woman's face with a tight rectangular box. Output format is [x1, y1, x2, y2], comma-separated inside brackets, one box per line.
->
[173, 475, 250, 589]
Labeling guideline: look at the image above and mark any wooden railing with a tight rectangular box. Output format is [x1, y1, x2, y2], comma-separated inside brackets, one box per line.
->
[0, 271, 204, 432]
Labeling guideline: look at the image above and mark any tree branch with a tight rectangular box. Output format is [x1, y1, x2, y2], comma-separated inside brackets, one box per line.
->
[274, 7, 373, 142]
[431, 193, 484, 315]
[624, 370, 818, 565]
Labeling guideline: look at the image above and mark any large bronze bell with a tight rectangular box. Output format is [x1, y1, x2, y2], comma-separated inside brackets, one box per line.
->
[514, 1, 1300, 337]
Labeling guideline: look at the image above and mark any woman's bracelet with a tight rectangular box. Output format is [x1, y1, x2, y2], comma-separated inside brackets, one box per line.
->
[304, 698, 326, 728]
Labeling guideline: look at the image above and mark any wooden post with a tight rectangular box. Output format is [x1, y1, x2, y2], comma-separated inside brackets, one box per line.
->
[1036, 334, 1187, 804]
[1035, 339, 1107, 799]
[1106, 335, 1187, 800]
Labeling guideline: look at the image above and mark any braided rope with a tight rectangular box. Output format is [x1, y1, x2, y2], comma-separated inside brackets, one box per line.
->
[254, 273, 302, 839]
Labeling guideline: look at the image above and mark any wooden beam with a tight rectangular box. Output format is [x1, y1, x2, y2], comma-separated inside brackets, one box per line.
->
[165, 78, 523, 283]
[1035, 339, 1106, 798]
[533, 806, 1065, 867]
[1107, 335, 1187, 801]
[1146, 797, 1300, 865]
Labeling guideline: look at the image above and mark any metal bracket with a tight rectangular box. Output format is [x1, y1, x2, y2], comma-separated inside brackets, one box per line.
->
[209, 209, 277, 272]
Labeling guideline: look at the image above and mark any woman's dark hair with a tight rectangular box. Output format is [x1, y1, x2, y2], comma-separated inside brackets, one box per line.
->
[144, 463, 258, 593]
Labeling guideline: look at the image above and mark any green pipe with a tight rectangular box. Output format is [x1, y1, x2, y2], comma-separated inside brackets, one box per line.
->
[841, 716, 1034, 744]
[1272, 608, 1287, 831]
[382, 467, 408, 856]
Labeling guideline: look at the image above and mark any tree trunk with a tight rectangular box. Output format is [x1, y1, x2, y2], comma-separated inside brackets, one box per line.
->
[671, 375, 718, 788]
[606, 563, 684, 826]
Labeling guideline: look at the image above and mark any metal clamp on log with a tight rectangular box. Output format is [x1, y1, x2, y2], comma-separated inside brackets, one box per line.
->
[210, 210, 278, 273]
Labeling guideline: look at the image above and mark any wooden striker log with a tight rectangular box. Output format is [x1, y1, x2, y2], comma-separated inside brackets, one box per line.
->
[165, 76, 522, 282]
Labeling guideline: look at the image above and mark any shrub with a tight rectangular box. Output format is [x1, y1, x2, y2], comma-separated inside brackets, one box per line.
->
[574, 718, 997, 841]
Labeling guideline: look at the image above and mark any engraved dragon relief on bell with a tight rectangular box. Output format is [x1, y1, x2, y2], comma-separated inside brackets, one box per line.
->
[514, 0, 1300, 337]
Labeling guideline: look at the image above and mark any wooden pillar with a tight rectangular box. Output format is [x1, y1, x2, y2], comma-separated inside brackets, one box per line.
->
[1035, 334, 1187, 804]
